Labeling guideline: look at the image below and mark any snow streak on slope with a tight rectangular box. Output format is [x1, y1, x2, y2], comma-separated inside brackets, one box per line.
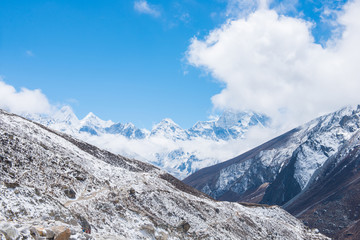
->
[25, 107, 270, 179]
[184, 105, 360, 204]
[0, 109, 328, 240]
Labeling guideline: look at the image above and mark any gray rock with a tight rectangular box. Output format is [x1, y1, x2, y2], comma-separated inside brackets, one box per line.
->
[50, 226, 71, 240]
[64, 189, 76, 199]
[177, 221, 190, 233]
[0, 223, 20, 240]
[4, 181, 19, 189]
[0, 232, 6, 240]
[29, 226, 41, 239]
[45, 228, 55, 238]
[84, 233, 93, 239]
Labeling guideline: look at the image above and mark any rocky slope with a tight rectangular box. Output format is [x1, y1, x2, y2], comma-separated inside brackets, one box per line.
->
[184, 106, 360, 204]
[0, 109, 327, 240]
[26, 107, 269, 179]
[283, 130, 360, 239]
[184, 105, 360, 239]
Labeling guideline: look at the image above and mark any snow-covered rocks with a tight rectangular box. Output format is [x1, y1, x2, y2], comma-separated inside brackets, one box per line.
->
[0, 109, 327, 239]
[0, 223, 20, 240]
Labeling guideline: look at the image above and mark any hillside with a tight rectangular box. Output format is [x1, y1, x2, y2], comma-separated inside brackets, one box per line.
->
[184, 105, 360, 239]
[0, 109, 327, 239]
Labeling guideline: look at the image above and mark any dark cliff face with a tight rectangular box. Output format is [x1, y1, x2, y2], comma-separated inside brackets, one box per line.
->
[183, 128, 299, 201]
[184, 107, 360, 205]
[284, 132, 360, 239]
[260, 153, 301, 206]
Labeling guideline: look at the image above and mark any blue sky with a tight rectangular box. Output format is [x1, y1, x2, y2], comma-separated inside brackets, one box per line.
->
[0, 0, 351, 129]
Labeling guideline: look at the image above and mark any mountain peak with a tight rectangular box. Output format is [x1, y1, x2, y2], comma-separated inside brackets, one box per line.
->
[81, 112, 113, 129]
[159, 118, 177, 125]
[59, 105, 73, 113]
[53, 105, 79, 124]
[84, 112, 97, 119]
[57, 105, 76, 117]
[151, 118, 188, 140]
[216, 110, 269, 129]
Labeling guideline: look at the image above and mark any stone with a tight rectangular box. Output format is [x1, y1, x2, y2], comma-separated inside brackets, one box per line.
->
[35, 188, 41, 196]
[4, 181, 20, 188]
[64, 189, 76, 199]
[0, 223, 20, 240]
[129, 188, 135, 195]
[75, 174, 87, 181]
[50, 226, 71, 240]
[45, 228, 55, 238]
[30, 226, 44, 239]
[84, 233, 93, 239]
[178, 221, 190, 233]
[141, 224, 155, 236]
[156, 232, 168, 240]
[33, 226, 46, 236]
[0, 232, 6, 240]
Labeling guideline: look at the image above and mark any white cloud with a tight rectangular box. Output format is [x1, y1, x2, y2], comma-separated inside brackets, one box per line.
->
[187, 0, 360, 131]
[0, 79, 52, 115]
[25, 50, 34, 57]
[79, 130, 272, 179]
[134, 0, 160, 18]
[225, 0, 260, 18]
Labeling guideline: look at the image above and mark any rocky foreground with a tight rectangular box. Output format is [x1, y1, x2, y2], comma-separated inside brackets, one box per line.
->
[0, 109, 328, 239]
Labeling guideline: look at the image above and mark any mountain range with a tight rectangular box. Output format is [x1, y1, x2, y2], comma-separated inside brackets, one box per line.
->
[0, 109, 328, 240]
[25, 106, 269, 179]
[184, 105, 360, 239]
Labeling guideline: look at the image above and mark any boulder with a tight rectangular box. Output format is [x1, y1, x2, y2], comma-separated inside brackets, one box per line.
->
[50, 226, 71, 240]
[64, 189, 76, 199]
[4, 181, 19, 189]
[156, 232, 168, 240]
[0, 223, 20, 240]
[178, 221, 190, 233]
[0, 232, 6, 240]
[45, 228, 55, 239]
[30, 226, 46, 237]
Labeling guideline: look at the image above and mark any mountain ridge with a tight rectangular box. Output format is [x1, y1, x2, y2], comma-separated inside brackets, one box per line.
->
[184, 106, 359, 202]
[183, 105, 360, 239]
[0, 109, 328, 240]
[25, 106, 270, 179]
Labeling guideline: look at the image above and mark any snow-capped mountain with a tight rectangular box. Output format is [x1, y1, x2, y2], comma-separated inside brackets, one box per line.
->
[283, 128, 360, 239]
[187, 111, 269, 141]
[0, 109, 328, 240]
[105, 122, 149, 139]
[184, 105, 360, 239]
[25, 106, 81, 135]
[25, 107, 269, 179]
[150, 118, 189, 140]
[79, 112, 114, 136]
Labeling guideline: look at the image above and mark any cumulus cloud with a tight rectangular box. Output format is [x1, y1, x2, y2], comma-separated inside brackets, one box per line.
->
[0, 79, 52, 115]
[134, 0, 161, 18]
[187, 0, 360, 131]
[225, 0, 261, 18]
